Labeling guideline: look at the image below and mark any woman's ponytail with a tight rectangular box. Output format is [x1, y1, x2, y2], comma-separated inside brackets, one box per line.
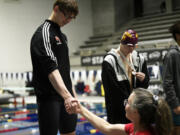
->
[155, 98, 173, 135]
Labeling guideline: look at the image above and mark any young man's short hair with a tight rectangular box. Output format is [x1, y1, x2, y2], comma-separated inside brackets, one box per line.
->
[53, 0, 79, 17]
[169, 21, 180, 41]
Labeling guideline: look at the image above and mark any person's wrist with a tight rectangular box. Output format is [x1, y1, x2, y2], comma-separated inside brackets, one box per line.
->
[64, 94, 72, 101]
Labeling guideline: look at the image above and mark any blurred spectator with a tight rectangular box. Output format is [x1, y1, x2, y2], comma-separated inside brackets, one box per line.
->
[163, 21, 180, 135]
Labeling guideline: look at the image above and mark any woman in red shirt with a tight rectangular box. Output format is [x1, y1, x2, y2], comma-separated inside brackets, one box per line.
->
[66, 88, 173, 135]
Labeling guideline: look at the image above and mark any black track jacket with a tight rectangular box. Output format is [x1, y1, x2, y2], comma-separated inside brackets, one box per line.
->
[30, 20, 73, 102]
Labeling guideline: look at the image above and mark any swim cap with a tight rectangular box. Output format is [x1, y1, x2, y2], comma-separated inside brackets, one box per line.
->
[121, 29, 138, 46]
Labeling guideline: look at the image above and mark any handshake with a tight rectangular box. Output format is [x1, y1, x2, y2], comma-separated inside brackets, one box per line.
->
[64, 97, 81, 114]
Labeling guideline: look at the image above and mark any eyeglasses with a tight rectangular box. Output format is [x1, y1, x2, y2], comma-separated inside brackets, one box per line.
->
[61, 11, 75, 20]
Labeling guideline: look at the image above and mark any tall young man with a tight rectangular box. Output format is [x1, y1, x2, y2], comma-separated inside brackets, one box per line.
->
[30, 0, 78, 135]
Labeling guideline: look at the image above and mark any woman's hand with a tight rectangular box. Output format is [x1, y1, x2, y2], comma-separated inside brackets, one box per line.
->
[65, 99, 82, 114]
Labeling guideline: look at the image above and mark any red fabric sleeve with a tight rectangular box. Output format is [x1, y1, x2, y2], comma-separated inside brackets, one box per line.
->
[125, 123, 133, 134]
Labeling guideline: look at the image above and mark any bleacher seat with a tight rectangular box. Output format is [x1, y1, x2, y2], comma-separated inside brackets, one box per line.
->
[78, 10, 180, 56]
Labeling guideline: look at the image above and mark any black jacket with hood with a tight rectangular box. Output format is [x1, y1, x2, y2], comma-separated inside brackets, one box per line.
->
[101, 48, 149, 124]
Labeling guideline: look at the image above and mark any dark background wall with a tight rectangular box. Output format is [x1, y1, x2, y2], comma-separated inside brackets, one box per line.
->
[91, 0, 115, 35]
[173, 0, 180, 10]
[91, 0, 134, 35]
[114, 0, 134, 31]
[143, 0, 163, 15]
[91, 0, 180, 35]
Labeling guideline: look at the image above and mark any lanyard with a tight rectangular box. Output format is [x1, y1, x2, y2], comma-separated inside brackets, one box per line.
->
[118, 50, 136, 72]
